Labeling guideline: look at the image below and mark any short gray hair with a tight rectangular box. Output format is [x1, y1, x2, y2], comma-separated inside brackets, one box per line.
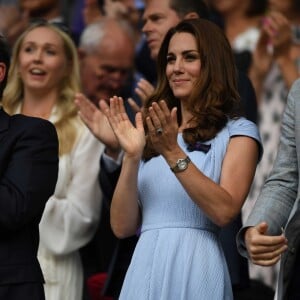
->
[79, 17, 135, 54]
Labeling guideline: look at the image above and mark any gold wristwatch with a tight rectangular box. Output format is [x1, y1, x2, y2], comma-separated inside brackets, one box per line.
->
[170, 156, 191, 173]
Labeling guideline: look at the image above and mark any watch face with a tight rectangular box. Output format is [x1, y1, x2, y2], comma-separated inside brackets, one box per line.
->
[171, 156, 190, 173]
[178, 159, 187, 170]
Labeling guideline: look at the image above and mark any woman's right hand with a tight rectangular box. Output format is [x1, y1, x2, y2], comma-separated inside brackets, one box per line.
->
[99, 96, 146, 160]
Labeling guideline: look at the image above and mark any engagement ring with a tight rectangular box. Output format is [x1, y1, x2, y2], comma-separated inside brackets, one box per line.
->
[156, 127, 163, 135]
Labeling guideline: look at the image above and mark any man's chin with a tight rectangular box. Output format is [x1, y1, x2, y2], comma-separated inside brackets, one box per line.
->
[149, 48, 159, 61]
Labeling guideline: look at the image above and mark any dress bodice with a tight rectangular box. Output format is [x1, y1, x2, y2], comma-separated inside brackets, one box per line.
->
[138, 118, 261, 233]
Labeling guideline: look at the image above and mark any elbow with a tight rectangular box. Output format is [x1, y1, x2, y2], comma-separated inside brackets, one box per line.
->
[214, 215, 234, 227]
[110, 208, 141, 239]
[111, 221, 138, 239]
[213, 196, 243, 227]
[113, 229, 132, 239]
[213, 209, 238, 228]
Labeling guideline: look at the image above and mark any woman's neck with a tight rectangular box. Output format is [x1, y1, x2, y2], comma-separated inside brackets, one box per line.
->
[21, 89, 57, 120]
[179, 105, 195, 132]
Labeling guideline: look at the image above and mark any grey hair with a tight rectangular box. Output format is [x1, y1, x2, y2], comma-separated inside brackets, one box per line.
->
[79, 17, 136, 54]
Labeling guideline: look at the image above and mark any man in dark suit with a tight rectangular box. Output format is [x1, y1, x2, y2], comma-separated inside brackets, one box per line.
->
[0, 34, 59, 300]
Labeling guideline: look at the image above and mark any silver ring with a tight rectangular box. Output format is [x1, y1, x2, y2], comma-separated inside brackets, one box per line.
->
[156, 127, 163, 135]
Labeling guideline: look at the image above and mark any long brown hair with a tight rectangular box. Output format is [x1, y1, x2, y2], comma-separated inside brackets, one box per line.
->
[143, 18, 242, 160]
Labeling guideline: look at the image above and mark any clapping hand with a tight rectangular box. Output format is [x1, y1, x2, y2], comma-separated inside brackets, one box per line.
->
[99, 96, 145, 160]
[74, 93, 121, 158]
[145, 100, 178, 157]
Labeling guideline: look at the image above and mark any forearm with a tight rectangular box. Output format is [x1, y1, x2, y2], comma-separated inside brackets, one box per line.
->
[110, 154, 141, 238]
[163, 136, 258, 227]
[174, 165, 235, 226]
[163, 147, 237, 227]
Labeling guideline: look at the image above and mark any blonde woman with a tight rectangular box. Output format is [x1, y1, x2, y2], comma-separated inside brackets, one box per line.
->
[2, 21, 104, 300]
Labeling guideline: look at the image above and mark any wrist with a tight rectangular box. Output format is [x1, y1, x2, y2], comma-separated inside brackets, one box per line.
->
[123, 152, 141, 165]
[163, 148, 189, 169]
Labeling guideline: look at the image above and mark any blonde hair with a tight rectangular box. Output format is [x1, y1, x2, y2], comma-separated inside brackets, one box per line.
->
[2, 21, 81, 155]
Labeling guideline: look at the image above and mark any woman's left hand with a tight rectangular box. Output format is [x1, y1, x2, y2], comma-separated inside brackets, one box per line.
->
[146, 100, 178, 156]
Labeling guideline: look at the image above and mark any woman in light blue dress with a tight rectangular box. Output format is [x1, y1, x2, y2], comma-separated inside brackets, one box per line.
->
[99, 19, 262, 300]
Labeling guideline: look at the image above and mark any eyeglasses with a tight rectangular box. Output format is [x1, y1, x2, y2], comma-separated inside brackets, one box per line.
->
[29, 18, 71, 36]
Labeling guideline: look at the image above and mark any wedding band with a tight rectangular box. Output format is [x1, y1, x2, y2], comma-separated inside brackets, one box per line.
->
[156, 127, 163, 135]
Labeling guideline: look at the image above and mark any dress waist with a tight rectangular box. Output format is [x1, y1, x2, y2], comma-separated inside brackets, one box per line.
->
[141, 222, 220, 235]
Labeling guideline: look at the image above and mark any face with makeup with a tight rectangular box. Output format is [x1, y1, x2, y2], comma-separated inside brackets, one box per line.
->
[166, 32, 201, 102]
[17, 26, 69, 94]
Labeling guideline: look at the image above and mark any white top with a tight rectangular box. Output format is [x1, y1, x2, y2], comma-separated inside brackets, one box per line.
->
[232, 27, 260, 53]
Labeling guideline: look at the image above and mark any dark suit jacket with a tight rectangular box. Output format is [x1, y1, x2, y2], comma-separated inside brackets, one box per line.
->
[0, 108, 58, 299]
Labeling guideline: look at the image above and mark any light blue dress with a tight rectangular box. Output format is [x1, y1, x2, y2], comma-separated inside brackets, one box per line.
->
[119, 118, 261, 300]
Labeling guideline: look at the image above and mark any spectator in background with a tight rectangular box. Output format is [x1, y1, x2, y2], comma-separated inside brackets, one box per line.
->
[0, 33, 59, 300]
[98, 0, 157, 84]
[0, 0, 67, 49]
[76, 0, 157, 92]
[78, 18, 135, 108]
[206, 0, 268, 73]
[1, 21, 104, 300]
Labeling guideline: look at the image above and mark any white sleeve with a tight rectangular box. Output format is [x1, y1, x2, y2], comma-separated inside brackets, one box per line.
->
[39, 126, 105, 255]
